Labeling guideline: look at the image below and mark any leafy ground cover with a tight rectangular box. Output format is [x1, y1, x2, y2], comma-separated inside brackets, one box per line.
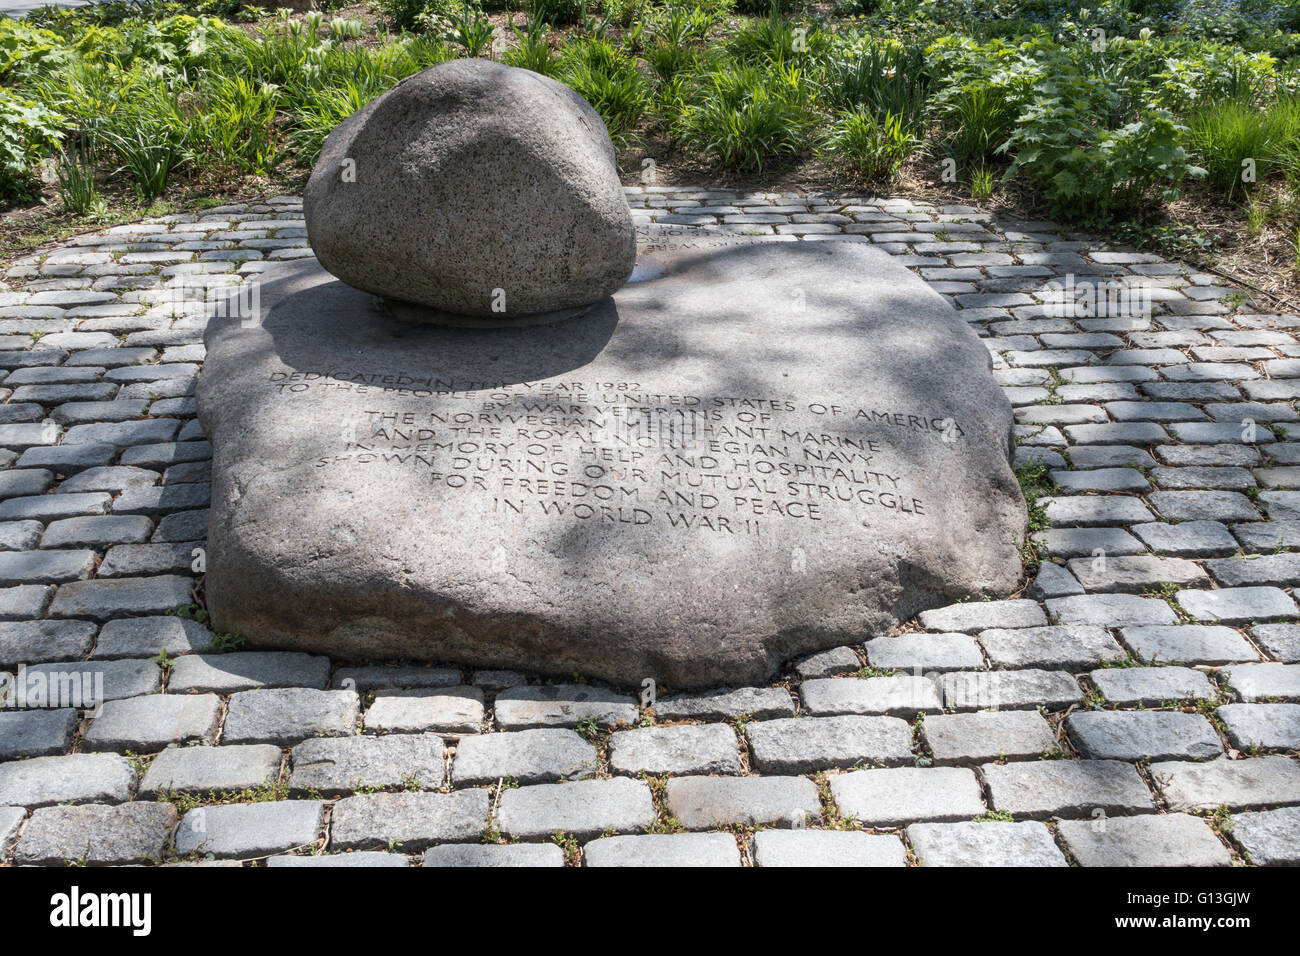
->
[3, 0, 1300, 302]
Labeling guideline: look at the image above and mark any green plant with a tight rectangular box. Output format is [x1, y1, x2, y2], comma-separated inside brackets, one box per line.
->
[210, 631, 246, 653]
[732, 0, 797, 15]
[375, 0, 436, 32]
[0, 88, 62, 200]
[1015, 460, 1055, 533]
[189, 74, 284, 176]
[1186, 97, 1299, 201]
[1008, 101, 1204, 221]
[96, 78, 188, 201]
[820, 107, 918, 181]
[1155, 47, 1277, 115]
[728, 10, 829, 66]
[643, 5, 716, 81]
[502, 19, 557, 75]
[54, 140, 106, 214]
[286, 80, 380, 167]
[603, 0, 651, 28]
[648, 1, 718, 46]
[940, 82, 1016, 176]
[0, 17, 72, 80]
[819, 43, 930, 134]
[443, 4, 495, 56]
[528, 0, 586, 27]
[558, 39, 648, 147]
[677, 63, 812, 171]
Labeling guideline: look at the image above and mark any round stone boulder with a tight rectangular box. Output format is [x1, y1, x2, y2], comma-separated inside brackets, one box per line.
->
[304, 59, 636, 319]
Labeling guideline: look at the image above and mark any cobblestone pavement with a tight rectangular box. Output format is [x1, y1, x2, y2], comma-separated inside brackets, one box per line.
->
[0, 187, 1298, 868]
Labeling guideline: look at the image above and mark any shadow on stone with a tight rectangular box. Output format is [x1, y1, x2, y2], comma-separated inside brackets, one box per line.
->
[198, 238, 1026, 689]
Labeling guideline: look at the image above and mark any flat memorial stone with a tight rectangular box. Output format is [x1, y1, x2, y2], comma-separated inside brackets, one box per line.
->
[197, 240, 1026, 687]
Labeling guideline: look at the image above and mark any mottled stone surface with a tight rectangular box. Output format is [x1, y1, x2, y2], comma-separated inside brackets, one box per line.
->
[499, 778, 655, 841]
[197, 240, 1024, 687]
[304, 60, 635, 317]
[751, 829, 908, 867]
[982, 760, 1155, 818]
[15, 802, 177, 866]
[922, 710, 1058, 765]
[583, 832, 742, 867]
[452, 728, 597, 785]
[1151, 756, 1300, 811]
[329, 790, 488, 851]
[423, 842, 565, 867]
[84, 694, 220, 752]
[830, 767, 986, 827]
[139, 743, 281, 797]
[665, 776, 821, 830]
[1057, 814, 1232, 867]
[0, 754, 134, 808]
[175, 800, 323, 858]
[607, 724, 739, 776]
[1231, 806, 1300, 865]
[289, 734, 446, 795]
[745, 715, 912, 773]
[908, 821, 1067, 867]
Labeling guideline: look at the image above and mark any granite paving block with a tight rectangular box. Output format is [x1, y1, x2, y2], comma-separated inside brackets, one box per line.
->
[829, 767, 986, 827]
[908, 821, 1067, 867]
[751, 829, 908, 867]
[1057, 813, 1232, 866]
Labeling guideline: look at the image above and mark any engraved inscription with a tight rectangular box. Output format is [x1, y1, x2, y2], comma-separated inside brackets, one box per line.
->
[270, 372, 959, 536]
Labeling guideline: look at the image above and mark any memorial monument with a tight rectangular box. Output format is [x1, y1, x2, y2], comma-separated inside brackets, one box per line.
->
[196, 59, 1027, 689]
